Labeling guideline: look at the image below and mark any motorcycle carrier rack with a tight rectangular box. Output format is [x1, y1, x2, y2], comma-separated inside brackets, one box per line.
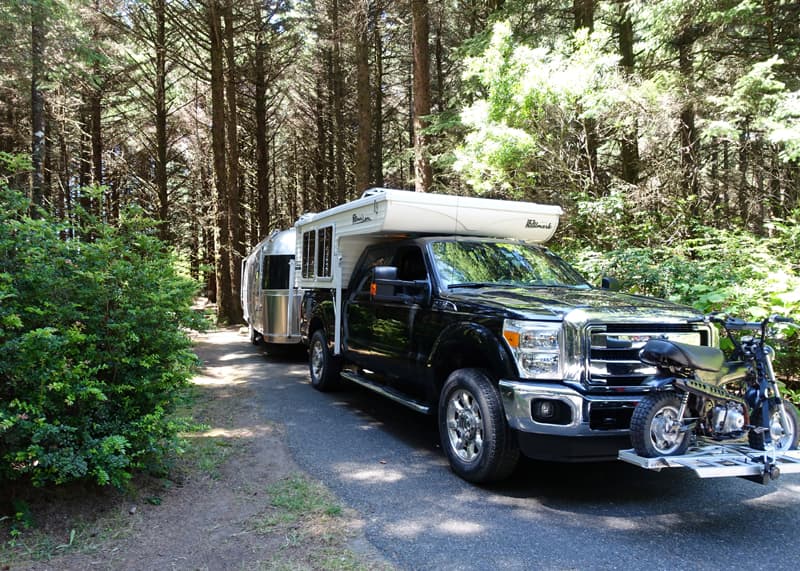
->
[618, 440, 800, 484]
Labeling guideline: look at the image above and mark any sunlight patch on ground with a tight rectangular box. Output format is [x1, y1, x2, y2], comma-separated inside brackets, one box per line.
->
[193, 372, 248, 386]
[436, 519, 485, 535]
[384, 518, 485, 538]
[219, 351, 255, 362]
[185, 424, 275, 439]
[341, 467, 405, 484]
[385, 520, 425, 538]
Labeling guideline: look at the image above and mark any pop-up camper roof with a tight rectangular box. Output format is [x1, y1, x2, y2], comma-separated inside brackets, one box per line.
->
[297, 188, 562, 242]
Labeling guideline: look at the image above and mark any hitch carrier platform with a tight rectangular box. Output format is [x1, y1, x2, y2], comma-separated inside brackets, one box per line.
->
[619, 441, 800, 483]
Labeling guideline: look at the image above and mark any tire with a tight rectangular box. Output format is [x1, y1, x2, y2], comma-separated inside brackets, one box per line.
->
[308, 329, 341, 392]
[630, 392, 691, 458]
[249, 323, 262, 346]
[748, 400, 799, 451]
[438, 369, 519, 483]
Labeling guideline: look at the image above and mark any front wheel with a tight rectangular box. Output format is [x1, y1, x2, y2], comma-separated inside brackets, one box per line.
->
[438, 369, 519, 483]
[308, 330, 341, 392]
[630, 392, 691, 458]
[748, 400, 799, 451]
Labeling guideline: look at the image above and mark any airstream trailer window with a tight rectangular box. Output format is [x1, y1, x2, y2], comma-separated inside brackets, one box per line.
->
[302, 231, 316, 278]
[263, 255, 293, 289]
[317, 226, 333, 278]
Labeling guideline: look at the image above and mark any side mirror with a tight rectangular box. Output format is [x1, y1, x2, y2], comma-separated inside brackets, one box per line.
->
[371, 266, 430, 305]
[601, 276, 621, 291]
[371, 266, 398, 298]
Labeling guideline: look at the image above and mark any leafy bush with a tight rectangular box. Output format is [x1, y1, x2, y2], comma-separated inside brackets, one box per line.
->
[0, 186, 203, 488]
[561, 221, 800, 386]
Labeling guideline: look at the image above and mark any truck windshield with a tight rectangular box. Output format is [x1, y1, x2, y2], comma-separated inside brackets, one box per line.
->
[430, 240, 590, 290]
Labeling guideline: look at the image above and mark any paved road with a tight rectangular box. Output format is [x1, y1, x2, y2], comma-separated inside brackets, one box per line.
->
[249, 343, 800, 571]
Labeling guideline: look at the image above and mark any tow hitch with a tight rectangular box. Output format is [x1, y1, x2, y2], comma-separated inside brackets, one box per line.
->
[619, 440, 800, 485]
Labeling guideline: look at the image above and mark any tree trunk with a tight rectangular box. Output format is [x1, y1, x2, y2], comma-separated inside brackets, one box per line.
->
[253, 0, 270, 237]
[574, 0, 597, 187]
[573, 0, 595, 31]
[678, 39, 699, 203]
[411, 0, 432, 192]
[207, 1, 235, 324]
[223, 2, 243, 322]
[371, 1, 384, 187]
[617, 4, 639, 185]
[155, 0, 169, 240]
[354, 2, 372, 194]
[30, 2, 46, 212]
[331, 0, 347, 203]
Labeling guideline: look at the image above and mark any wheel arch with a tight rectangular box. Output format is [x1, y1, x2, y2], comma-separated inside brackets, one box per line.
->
[428, 322, 517, 400]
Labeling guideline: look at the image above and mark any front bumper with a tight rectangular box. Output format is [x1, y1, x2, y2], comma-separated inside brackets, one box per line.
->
[498, 379, 641, 437]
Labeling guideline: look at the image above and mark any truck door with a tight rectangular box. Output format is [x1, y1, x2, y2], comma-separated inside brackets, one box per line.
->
[344, 245, 431, 397]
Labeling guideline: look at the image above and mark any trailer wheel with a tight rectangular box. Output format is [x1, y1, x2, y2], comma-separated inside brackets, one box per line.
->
[249, 324, 262, 346]
[309, 329, 341, 392]
[749, 400, 799, 451]
[630, 392, 691, 458]
[438, 369, 519, 483]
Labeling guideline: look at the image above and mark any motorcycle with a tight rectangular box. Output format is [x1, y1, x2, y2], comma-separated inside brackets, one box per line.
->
[629, 314, 799, 472]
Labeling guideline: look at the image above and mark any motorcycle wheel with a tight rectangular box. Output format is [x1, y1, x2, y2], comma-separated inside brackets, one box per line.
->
[748, 400, 799, 451]
[630, 392, 691, 458]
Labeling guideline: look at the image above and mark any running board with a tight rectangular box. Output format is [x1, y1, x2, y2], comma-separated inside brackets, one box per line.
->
[619, 441, 800, 483]
[340, 371, 431, 414]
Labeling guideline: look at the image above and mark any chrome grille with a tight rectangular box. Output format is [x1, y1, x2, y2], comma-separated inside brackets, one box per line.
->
[587, 323, 710, 386]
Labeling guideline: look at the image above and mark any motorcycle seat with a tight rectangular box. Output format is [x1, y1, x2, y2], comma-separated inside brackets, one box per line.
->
[639, 339, 724, 372]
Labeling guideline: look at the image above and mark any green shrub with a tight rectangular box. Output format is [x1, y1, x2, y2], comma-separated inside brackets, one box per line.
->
[0, 186, 203, 488]
[562, 224, 800, 386]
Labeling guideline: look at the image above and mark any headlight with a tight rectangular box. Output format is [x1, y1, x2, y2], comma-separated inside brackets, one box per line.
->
[502, 319, 561, 379]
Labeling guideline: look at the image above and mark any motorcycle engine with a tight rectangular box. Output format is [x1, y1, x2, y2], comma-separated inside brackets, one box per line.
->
[712, 403, 745, 434]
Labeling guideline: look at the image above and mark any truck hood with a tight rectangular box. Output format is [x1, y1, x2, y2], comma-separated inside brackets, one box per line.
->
[442, 286, 699, 322]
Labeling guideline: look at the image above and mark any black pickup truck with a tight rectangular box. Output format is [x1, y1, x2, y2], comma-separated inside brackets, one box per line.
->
[301, 235, 715, 483]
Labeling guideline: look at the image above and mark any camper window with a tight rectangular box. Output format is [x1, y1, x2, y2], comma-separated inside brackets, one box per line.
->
[317, 226, 333, 278]
[263, 254, 293, 289]
[302, 231, 316, 278]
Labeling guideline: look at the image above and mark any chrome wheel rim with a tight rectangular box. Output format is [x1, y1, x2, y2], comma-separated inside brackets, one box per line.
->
[650, 404, 684, 455]
[310, 339, 324, 381]
[770, 407, 795, 450]
[446, 389, 484, 463]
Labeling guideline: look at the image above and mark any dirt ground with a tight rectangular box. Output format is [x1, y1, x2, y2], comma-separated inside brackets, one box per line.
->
[1, 327, 391, 571]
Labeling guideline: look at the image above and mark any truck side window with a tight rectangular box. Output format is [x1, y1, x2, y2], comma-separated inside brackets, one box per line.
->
[394, 246, 426, 281]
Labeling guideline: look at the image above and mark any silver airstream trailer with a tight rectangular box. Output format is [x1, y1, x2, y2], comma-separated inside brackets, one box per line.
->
[241, 228, 302, 349]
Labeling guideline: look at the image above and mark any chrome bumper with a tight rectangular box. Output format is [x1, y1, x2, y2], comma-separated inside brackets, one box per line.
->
[498, 379, 639, 437]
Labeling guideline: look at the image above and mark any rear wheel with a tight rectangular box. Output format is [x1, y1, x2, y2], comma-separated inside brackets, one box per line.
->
[249, 323, 262, 346]
[748, 400, 799, 451]
[630, 392, 691, 458]
[438, 369, 519, 483]
[308, 329, 341, 392]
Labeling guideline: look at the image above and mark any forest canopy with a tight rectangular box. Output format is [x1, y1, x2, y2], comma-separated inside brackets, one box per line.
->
[1, 0, 799, 379]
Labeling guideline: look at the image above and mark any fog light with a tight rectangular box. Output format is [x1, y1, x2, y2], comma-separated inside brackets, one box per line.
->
[532, 399, 572, 425]
[535, 399, 555, 419]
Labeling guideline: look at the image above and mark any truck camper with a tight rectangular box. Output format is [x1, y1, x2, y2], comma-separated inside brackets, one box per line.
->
[243, 189, 800, 486]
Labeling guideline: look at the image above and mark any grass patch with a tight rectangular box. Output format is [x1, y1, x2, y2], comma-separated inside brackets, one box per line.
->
[0, 505, 133, 565]
[254, 474, 342, 531]
[249, 474, 387, 571]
